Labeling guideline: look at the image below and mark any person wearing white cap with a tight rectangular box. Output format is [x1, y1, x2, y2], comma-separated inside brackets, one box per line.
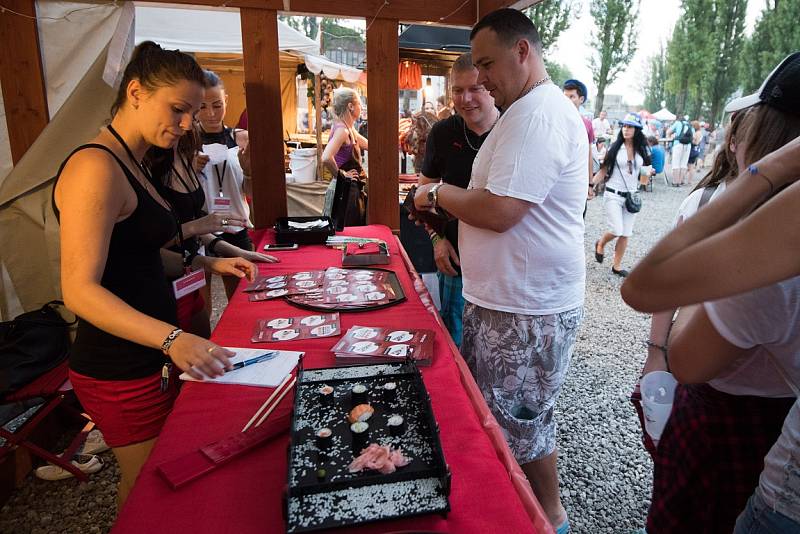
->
[590, 112, 652, 277]
[621, 51, 800, 534]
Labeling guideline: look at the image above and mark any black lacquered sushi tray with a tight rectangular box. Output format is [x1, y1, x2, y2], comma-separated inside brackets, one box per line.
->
[284, 361, 450, 533]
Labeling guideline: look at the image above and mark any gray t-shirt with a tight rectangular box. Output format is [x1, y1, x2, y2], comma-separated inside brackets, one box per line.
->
[704, 275, 800, 522]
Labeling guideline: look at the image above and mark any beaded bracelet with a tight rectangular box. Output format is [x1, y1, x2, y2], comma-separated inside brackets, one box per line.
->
[161, 328, 184, 355]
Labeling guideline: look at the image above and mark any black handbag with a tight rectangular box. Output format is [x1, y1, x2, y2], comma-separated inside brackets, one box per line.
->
[617, 162, 643, 214]
[0, 301, 75, 396]
[625, 191, 642, 213]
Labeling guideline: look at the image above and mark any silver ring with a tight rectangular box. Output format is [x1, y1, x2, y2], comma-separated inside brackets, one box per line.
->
[221, 218, 229, 226]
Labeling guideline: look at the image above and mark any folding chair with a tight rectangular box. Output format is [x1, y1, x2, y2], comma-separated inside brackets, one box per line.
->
[0, 360, 94, 481]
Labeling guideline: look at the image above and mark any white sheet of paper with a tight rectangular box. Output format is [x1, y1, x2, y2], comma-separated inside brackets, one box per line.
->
[201, 143, 230, 165]
[179, 348, 302, 388]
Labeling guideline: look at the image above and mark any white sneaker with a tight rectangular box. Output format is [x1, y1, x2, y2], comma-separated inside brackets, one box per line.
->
[81, 429, 109, 455]
[34, 454, 104, 481]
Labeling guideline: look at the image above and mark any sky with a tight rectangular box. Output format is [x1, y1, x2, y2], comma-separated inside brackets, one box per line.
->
[548, 0, 767, 108]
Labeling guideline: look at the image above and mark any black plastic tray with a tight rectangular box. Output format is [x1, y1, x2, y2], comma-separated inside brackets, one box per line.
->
[274, 216, 335, 245]
[285, 362, 450, 533]
[284, 268, 406, 313]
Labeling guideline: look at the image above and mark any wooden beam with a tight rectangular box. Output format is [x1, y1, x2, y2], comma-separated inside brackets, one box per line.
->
[241, 8, 287, 228]
[366, 18, 399, 231]
[133, 0, 478, 26]
[0, 0, 49, 164]
[478, 0, 543, 18]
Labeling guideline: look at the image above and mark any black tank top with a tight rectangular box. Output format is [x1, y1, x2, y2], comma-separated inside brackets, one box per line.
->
[166, 156, 206, 257]
[53, 144, 178, 380]
[200, 125, 238, 148]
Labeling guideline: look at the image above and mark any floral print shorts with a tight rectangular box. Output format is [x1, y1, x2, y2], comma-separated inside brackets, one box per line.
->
[461, 302, 584, 463]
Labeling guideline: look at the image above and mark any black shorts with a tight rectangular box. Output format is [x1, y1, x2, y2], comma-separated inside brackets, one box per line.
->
[219, 228, 253, 253]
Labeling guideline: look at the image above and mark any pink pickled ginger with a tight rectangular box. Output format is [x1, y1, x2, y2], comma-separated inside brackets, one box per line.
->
[348, 443, 410, 474]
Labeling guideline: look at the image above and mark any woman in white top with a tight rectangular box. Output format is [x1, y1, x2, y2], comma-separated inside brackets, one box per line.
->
[591, 112, 652, 277]
[622, 52, 800, 534]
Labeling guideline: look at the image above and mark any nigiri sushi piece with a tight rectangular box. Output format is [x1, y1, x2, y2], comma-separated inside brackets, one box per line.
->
[348, 403, 374, 423]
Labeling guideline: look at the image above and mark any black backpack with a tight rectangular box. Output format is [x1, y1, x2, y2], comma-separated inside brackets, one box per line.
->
[0, 301, 75, 396]
[678, 122, 693, 145]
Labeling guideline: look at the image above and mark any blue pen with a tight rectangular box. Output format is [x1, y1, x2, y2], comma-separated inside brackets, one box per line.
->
[228, 351, 278, 372]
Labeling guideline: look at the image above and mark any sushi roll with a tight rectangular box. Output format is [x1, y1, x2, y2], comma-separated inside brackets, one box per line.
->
[350, 421, 369, 451]
[348, 404, 374, 424]
[319, 385, 334, 404]
[387, 414, 405, 436]
[316, 427, 332, 449]
[383, 381, 397, 402]
[351, 383, 368, 405]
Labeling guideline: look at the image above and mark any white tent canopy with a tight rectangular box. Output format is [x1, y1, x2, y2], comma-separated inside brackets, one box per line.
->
[653, 107, 677, 121]
[135, 5, 362, 83]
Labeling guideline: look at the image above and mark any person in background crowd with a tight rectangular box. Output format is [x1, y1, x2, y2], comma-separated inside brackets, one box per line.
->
[423, 100, 436, 115]
[697, 121, 709, 167]
[436, 95, 453, 120]
[53, 41, 256, 509]
[321, 87, 368, 180]
[686, 120, 703, 185]
[562, 79, 596, 213]
[562, 79, 595, 145]
[667, 115, 694, 186]
[417, 52, 498, 348]
[591, 113, 652, 277]
[622, 52, 800, 534]
[196, 70, 259, 301]
[403, 105, 438, 174]
[415, 10, 587, 533]
[647, 136, 666, 187]
[592, 109, 612, 139]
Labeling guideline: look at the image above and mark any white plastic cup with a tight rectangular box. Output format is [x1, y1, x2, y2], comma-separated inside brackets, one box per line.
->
[640, 371, 678, 443]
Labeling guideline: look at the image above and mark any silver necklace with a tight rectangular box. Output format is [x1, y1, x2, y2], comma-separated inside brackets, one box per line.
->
[462, 109, 499, 152]
[518, 76, 551, 101]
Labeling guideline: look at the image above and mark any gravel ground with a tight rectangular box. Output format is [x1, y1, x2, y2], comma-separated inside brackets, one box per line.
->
[0, 178, 691, 533]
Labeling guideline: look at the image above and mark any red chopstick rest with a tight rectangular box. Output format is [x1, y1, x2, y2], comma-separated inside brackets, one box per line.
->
[156, 413, 291, 490]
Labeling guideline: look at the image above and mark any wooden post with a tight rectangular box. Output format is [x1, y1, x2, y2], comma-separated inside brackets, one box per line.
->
[366, 18, 399, 231]
[315, 74, 323, 179]
[240, 8, 286, 228]
[0, 0, 49, 164]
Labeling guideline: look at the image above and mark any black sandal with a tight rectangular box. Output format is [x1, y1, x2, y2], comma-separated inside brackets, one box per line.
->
[612, 267, 629, 277]
[594, 241, 604, 264]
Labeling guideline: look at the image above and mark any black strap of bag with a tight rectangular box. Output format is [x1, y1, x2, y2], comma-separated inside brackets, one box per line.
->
[616, 161, 642, 214]
[0, 301, 76, 396]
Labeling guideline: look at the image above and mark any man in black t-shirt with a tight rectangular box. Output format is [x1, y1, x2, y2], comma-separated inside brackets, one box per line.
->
[419, 52, 498, 347]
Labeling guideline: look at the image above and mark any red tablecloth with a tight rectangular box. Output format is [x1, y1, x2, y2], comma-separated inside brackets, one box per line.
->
[113, 225, 551, 534]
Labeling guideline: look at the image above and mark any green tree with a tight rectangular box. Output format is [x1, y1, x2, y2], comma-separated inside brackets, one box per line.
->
[545, 60, 574, 87]
[642, 44, 668, 112]
[524, 0, 581, 50]
[740, 1, 800, 93]
[704, 0, 747, 123]
[588, 0, 640, 113]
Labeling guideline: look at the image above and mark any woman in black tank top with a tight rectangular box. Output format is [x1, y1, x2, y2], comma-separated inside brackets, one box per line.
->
[53, 42, 256, 509]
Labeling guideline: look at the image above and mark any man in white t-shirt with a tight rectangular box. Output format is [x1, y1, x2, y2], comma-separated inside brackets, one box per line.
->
[414, 9, 586, 534]
[592, 110, 612, 138]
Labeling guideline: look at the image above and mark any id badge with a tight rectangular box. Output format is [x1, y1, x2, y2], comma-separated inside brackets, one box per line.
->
[211, 196, 232, 213]
[173, 269, 207, 299]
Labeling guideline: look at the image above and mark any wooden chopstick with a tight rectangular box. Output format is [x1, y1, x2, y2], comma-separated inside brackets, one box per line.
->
[241, 373, 292, 432]
[254, 376, 297, 429]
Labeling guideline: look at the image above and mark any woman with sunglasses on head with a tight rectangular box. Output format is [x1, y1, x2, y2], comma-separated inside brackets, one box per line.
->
[53, 42, 257, 509]
[590, 113, 652, 277]
[622, 52, 800, 534]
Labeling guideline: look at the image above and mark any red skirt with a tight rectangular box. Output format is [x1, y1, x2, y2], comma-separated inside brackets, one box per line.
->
[69, 368, 179, 448]
[176, 290, 205, 332]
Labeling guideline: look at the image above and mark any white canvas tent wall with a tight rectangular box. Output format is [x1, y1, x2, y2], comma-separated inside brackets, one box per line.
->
[0, 1, 360, 320]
